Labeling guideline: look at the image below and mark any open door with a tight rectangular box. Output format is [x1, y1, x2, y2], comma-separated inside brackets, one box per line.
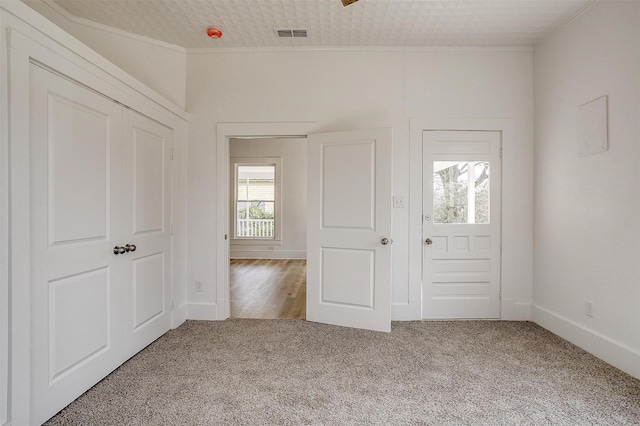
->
[306, 128, 392, 332]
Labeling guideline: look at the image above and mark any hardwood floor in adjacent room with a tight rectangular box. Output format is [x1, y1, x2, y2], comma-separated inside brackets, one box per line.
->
[230, 259, 306, 319]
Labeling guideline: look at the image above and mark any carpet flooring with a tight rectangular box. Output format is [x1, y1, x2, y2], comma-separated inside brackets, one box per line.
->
[46, 320, 640, 425]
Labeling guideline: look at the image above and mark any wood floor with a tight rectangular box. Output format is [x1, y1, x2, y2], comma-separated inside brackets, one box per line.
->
[230, 259, 306, 319]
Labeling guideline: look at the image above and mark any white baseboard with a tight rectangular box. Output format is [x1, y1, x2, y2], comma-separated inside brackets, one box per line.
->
[533, 304, 640, 380]
[187, 303, 219, 320]
[230, 250, 306, 259]
[172, 303, 187, 328]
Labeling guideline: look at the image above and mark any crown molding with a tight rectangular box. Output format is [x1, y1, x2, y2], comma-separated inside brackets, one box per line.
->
[187, 45, 533, 55]
[535, 0, 598, 48]
[40, 0, 186, 53]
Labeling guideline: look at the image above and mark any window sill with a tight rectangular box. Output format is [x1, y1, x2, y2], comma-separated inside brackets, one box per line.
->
[231, 239, 282, 246]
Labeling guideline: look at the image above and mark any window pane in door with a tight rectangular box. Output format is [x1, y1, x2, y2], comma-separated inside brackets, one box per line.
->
[433, 161, 489, 224]
[473, 162, 490, 224]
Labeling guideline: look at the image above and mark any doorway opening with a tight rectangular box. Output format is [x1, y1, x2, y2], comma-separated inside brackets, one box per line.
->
[228, 136, 308, 319]
[230, 259, 306, 318]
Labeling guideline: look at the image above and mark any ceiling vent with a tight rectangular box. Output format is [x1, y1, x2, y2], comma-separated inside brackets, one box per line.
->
[276, 29, 308, 38]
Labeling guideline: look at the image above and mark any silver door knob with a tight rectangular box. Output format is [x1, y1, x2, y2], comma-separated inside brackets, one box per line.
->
[113, 246, 126, 255]
[425, 238, 433, 245]
[125, 244, 136, 252]
[381, 237, 393, 245]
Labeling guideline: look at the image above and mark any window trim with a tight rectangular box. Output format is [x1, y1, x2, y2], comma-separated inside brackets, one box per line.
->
[230, 157, 282, 243]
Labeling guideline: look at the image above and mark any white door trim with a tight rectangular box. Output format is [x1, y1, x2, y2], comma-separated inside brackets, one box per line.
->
[215, 122, 317, 321]
[409, 117, 517, 320]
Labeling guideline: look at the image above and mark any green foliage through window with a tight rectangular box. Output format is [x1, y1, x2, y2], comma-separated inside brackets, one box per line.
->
[433, 161, 489, 224]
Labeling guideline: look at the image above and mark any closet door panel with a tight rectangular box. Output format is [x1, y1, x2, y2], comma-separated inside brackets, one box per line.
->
[122, 109, 173, 359]
[29, 64, 124, 425]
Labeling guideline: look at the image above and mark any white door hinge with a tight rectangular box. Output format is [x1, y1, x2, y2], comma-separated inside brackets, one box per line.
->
[499, 291, 502, 300]
[171, 300, 174, 310]
[499, 147, 503, 158]
[171, 149, 174, 160]
[170, 224, 174, 235]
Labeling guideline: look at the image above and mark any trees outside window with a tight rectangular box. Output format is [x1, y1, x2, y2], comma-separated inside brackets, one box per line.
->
[433, 161, 489, 224]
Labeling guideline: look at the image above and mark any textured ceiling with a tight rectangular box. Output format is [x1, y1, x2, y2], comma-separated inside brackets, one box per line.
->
[48, 0, 594, 49]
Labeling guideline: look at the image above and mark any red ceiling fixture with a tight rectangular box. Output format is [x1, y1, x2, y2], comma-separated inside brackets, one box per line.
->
[206, 27, 223, 39]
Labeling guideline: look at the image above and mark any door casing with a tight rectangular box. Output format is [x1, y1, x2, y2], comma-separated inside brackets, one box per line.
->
[216, 123, 317, 320]
[409, 117, 515, 321]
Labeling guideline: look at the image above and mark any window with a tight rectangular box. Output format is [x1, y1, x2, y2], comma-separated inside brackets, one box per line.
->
[433, 161, 490, 224]
[232, 158, 281, 240]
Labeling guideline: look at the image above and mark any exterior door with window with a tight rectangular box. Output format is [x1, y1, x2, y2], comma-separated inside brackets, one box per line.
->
[307, 128, 393, 332]
[422, 131, 501, 319]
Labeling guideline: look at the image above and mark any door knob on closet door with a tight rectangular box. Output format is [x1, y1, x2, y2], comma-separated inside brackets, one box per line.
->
[125, 244, 136, 252]
[113, 246, 126, 255]
[425, 238, 433, 245]
[381, 237, 393, 245]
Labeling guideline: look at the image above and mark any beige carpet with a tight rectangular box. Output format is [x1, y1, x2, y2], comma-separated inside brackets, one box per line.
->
[46, 320, 640, 425]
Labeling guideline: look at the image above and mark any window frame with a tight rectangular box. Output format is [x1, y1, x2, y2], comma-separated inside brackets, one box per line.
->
[230, 157, 282, 244]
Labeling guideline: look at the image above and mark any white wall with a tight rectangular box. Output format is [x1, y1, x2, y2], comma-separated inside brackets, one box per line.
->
[0, 5, 9, 422]
[230, 138, 307, 259]
[533, 1, 640, 378]
[22, 0, 187, 109]
[186, 48, 534, 320]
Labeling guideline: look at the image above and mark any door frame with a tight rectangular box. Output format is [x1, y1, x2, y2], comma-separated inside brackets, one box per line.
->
[409, 117, 515, 320]
[215, 122, 317, 320]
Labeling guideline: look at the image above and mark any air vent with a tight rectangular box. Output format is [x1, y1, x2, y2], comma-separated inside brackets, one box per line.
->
[276, 29, 308, 38]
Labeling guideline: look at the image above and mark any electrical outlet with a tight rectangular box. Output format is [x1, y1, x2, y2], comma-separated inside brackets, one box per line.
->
[195, 280, 203, 292]
[585, 301, 594, 318]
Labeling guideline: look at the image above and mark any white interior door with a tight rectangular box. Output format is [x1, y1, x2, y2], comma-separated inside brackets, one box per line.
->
[306, 128, 392, 332]
[422, 130, 502, 319]
[121, 110, 172, 359]
[29, 64, 124, 424]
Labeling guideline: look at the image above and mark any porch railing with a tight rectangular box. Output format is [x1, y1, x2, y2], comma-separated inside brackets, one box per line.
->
[237, 219, 274, 237]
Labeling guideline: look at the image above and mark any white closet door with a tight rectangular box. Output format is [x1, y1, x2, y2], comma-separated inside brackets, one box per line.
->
[121, 109, 173, 359]
[29, 64, 124, 424]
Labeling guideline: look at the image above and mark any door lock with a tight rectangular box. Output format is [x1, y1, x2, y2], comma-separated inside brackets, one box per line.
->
[425, 238, 433, 245]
